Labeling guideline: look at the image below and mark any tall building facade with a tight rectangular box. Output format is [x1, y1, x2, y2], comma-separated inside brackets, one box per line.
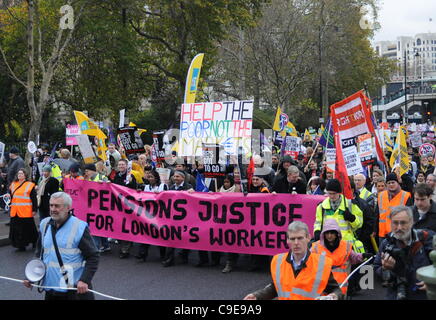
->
[375, 33, 436, 82]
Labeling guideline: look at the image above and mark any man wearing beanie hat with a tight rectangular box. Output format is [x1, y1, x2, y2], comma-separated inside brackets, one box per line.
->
[37, 165, 60, 220]
[7, 146, 25, 187]
[375, 172, 412, 241]
[314, 178, 365, 253]
[83, 163, 108, 182]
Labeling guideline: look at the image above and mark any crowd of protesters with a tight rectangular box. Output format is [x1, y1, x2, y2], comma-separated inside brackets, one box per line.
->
[1, 129, 436, 300]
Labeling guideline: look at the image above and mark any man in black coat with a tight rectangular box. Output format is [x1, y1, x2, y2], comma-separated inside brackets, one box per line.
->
[411, 183, 436, 232]
[111, 159, 137, 258]
[163, 170, 193, 267]
[272, 165, 307, 194]
[7, 147, 24, 187]
[37, 165, 60, 220]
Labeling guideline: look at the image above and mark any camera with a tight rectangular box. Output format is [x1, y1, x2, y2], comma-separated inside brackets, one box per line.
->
[383, 243, 408, 300]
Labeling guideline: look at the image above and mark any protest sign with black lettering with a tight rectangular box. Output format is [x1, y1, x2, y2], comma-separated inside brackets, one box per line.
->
[343, 146, 363, 176]
[281, 136, 301, 159]
[64, 179, 324, 256]
[202, 144, 226, 178]
[118, 127, 145, 154]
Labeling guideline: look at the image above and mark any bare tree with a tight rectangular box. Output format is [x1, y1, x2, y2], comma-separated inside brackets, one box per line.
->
[0, 0, 84, 166]
[213, 0, 317, 115]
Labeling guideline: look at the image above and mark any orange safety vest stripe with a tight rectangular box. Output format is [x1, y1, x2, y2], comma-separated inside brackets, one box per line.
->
[10, 181, 35, 218]
[65, 175, 84, 180]
[378, 190, 411, 237]
[271, 252, 333, 300]
[311, 240, 352, 295]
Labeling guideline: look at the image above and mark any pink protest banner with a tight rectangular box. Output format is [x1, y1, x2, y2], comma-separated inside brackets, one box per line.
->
[64, 179, 325, 256]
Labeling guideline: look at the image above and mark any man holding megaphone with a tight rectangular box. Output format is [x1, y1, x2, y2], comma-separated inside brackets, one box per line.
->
[23, 192, 99, 300]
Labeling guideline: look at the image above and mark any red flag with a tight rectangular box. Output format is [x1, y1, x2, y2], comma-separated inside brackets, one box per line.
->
[247, 157, 255, 192]
[333, 131, 353, 199]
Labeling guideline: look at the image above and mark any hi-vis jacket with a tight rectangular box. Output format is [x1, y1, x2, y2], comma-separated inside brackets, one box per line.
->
[10, 181, 35, 218]
[39, 216, 87, 292]
[314, 195, 365, 253]
[377, 190, 411, 238]
[311, 241, 352, 295]
[271, 252, 333, 300]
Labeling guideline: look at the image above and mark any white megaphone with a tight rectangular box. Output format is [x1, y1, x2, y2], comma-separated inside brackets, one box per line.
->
[25, 259, 46, 283]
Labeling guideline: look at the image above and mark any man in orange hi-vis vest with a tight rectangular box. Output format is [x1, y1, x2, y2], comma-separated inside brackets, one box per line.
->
[243, 221, 343, 300]
[376, 173, 412, 241]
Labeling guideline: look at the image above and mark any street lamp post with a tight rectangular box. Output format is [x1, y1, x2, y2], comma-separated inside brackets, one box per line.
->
[404, 50, 408, 124]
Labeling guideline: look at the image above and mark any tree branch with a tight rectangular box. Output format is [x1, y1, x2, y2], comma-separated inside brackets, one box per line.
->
[0, 45, 27, 88]
[152, 62, 182, 81]
[129, 19, 182, 57]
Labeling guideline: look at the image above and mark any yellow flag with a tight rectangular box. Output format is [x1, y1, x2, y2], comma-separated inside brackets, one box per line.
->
[273, 107, 297, 137]
[95, 129, 108, 161]
[384, 131, 393, 152]
[304, 129, 312, 140]
[285, 121, 298, 137]
[318, 125, 325, 137]
[390, 126, 409, 176]
[73, 111, 99, 136]
[129, 122, 147, 135]
[74, 111, 107, 161]
[273, 107, 283, 132]
[184, 53, 204, 104]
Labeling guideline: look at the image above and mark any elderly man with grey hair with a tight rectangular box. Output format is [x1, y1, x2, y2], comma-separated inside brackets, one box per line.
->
[23, 192, 99, 300]
[272, 165, 307, 194]
[243, 221, 343, 300]
[374, 205, 435, 300]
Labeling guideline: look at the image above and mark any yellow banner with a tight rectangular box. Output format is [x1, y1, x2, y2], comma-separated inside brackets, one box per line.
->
[389, 126, 409, 175]
[184, 53, 204, 104]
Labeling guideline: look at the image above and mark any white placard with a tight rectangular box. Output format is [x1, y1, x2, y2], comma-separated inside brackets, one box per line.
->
[119, 109, 125, 128]
[410, 133, 423, 148]
[76, 134, 97, 164]
[343, 146, 363, 176]
[325, 148, 336, 172]
[27, 141, 37, 154]
[0, 142, 5, 164]
[156, 168, 171, 185]
[179, 101, 253, 156]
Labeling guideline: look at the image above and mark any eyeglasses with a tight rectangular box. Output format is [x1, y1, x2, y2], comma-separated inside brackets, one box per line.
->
[392, 220, 410, 226]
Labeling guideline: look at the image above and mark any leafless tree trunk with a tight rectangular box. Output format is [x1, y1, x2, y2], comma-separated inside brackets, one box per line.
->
[0, 0, 84, 168]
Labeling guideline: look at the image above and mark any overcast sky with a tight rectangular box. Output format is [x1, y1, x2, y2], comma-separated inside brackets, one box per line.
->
[373, 0, 436, 42]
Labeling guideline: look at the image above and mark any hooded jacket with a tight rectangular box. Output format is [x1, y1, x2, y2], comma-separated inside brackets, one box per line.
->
[317, 219, 363, 266]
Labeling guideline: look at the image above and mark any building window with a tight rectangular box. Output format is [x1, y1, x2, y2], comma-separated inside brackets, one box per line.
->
[417, 39, 421, 46]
